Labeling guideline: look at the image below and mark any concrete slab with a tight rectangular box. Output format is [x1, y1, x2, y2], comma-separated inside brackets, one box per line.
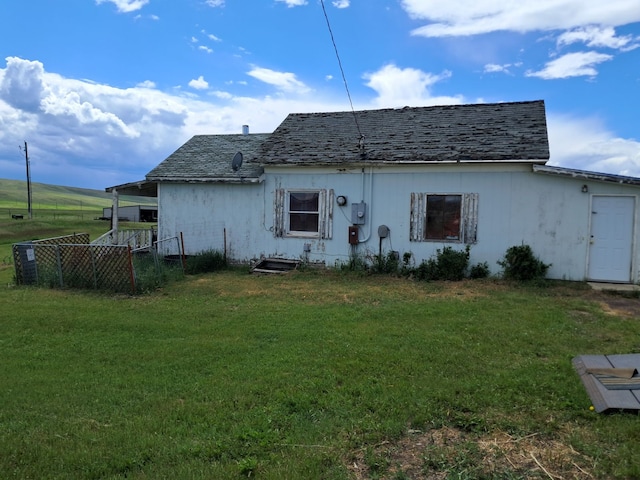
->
[588, 282, 640, 293]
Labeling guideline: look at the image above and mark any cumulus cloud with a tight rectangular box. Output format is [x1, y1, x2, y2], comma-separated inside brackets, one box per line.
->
[0, 57, 45, 111]
[557, 26, 639, 50]
[205, 0, 224, 6]
[547, 113, 640, 177]
[333, 0, 350, 7]
[95, 0, 149, 13]
[247, 67, 310, 94]
[402, 0, 640, 37]
[363, 64, 462, 107]
[526, 51, 613, 79]
[188, 76, 209, 90]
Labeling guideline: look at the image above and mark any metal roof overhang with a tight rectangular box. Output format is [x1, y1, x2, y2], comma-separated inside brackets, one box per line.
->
[105, 180, 158, 197]
[533, 165, 640, 187]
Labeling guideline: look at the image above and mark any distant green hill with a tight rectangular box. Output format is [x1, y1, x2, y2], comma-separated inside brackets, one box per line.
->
[0, 178, 156, 211]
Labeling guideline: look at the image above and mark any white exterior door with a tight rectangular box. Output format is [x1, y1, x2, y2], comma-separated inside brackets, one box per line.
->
[588, 196, 635, 282]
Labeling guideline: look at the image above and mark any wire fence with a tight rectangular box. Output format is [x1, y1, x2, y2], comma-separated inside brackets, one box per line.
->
[12, 231, 184, 294]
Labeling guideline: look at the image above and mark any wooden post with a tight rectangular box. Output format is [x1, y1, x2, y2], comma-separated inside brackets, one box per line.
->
[127, 245, 136, 294]
[111, 189, 119, 243]
[180, 232, 186, 273]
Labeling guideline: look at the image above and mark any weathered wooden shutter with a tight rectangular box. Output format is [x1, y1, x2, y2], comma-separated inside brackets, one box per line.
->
[320, 189, 334, 239]
[409, 192, 426, 242]
[462, 193, 478, 244]
[274, 188, 285, 238]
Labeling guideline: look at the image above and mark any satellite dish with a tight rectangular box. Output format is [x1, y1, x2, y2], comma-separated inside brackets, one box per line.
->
[231, 152, 243, 171]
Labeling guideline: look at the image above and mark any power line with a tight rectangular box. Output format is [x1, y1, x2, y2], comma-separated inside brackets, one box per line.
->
[319, 0, 364, 149]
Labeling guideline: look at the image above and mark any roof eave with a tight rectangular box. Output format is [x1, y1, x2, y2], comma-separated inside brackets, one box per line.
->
[533, 165, 640, 187]
[145, 175, 264, 185]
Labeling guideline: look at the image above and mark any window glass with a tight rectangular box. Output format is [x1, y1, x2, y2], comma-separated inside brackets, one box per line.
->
[425, 195, 461, 240]
[289, 192, 320, 233]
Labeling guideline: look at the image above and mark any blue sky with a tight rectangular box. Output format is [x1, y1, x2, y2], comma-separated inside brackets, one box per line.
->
[1, 0, 639, 190]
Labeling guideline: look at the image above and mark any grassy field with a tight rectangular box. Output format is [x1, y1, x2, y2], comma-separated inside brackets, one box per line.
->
[1, 214, 640, 478]
[0, 177, 154, 220]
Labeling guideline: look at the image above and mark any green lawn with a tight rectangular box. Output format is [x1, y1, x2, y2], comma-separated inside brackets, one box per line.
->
[1, 265, 640, 478]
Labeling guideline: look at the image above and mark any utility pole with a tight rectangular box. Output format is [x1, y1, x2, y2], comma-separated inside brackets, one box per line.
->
[24, 141, 32, 219]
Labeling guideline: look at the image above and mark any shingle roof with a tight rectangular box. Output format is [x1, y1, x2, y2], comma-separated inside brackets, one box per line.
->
[259, 100, 549, 165]
[146, 134, 268, 183]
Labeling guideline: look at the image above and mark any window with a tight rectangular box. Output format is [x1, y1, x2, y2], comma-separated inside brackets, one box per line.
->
[410, 192, 478, 244]
[274, 189, 334, 239]
[289, 192, 319, 233]
[425, 195, 461, 240]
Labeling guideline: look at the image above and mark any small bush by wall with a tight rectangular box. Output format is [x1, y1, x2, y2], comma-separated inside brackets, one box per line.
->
[498, 244, 550, 281]
[415, 246, 470, 281]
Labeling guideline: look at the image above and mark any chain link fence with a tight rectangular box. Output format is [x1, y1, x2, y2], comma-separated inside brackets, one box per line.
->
[12, 231, 184, 294]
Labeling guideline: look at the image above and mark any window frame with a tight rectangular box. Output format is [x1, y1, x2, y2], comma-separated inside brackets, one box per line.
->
[274, 188, 334, 239]
[424, 194, 463, 241]
[286, 189, 321, 238]
[410, 192, 478, 244]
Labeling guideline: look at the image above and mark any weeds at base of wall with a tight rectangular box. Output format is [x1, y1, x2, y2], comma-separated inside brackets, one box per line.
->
[333, 246, 491, 282]
[134, 249, 228, 293]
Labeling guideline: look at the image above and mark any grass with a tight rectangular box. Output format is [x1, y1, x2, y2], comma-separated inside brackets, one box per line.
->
[1, 213, 640, 478]
[0, 177, 155, 213]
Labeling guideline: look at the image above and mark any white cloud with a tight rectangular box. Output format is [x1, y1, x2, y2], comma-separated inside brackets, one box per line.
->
[275, 0, 307, 7]
[198, 46, 213, 54]
[547, 113, 640, 177]
[188, 76, 209, 90]
[402, 0, 640, 37]
[332, 0, 350, 8]
[136, 80, 156, 88]
[557, 26, 639, 50]
[247, 67, 310, 94]
[526, 51, 613, 79]
[363, 63, 461, 107]
[483, 62, 522, 74]
[95, 0, 149, 13]
[0, 57, 45, 111]
[205, 0, 224, 6]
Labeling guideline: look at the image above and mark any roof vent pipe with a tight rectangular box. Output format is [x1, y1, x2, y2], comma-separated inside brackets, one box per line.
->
[242, 125, 249, 135]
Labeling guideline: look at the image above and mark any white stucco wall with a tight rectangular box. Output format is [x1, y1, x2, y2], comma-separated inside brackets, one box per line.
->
[157, 164, 640, 282]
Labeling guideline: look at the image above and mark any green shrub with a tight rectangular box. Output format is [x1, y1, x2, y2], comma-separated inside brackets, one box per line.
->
[185, 250, 227, 275]
[370, 250, 400, 274]
[498, 244, 550, 281]
[415, 245, 470, 281]
[469, 261, 490, 279]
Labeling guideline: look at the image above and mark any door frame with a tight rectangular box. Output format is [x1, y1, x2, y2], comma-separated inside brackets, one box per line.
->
[586, 194, 637, 283]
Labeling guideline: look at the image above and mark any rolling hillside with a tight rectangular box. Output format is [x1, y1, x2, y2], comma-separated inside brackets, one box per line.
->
[0, 178, 155, 211]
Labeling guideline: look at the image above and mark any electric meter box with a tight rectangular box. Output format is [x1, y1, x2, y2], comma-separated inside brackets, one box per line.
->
[351, 201, 366, 225]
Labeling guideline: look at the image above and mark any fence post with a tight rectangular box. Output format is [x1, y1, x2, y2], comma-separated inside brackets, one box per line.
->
[127, 245, 136, 294]
[90, 246, 98, 289]
[180, 232, 186, 273]
[55, 245, 64, 287]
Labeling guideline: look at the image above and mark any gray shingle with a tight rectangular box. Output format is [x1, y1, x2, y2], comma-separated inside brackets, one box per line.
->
[146, 134, 268, 182]
[259, 100, 549, 165]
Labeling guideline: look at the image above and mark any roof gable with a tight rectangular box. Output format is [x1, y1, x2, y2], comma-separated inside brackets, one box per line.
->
[259, 100, 549, 166]
[146, 134, 269, 183]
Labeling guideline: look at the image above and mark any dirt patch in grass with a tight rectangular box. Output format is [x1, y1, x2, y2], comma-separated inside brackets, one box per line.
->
[348, 426, 594, 479]
[594, 293, 640, 318]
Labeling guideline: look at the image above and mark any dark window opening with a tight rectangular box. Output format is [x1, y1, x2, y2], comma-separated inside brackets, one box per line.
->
[425, 195, 461, 240]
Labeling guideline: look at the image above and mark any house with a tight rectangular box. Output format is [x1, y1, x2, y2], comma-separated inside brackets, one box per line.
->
[101, 204, 158, 222]
[108, 100, 640, 283]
